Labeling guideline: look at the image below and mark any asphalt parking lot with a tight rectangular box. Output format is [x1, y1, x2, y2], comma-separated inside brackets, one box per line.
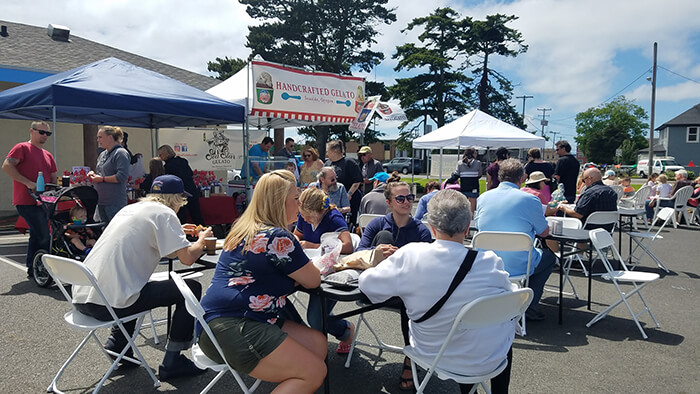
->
[1, 222, 699, 393]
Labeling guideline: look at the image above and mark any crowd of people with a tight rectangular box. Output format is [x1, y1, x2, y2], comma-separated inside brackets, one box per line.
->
[6, 121, 700, 393]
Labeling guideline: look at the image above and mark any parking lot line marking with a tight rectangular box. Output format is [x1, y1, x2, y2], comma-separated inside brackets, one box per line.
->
[0, 255, 26, 272]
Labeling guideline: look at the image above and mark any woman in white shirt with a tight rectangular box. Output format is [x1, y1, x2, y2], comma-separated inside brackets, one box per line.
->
[359, 189, 516, 393]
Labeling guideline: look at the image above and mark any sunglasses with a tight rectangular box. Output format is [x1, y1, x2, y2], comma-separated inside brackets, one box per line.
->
[393, 194, 415, 203]
[303, 154, 311, 157]
[33, 128, 52, 136]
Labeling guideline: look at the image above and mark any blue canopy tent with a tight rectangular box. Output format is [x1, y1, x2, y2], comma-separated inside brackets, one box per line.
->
[0, 57, 244, 127]
[0, 57, 245, 159]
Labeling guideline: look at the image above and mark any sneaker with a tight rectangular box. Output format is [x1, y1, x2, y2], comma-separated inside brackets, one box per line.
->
[158, 354, 206, 381]
[104, 336, 139, 368]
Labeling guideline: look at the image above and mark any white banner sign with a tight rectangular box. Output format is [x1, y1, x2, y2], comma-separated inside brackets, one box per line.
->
[159, 128, 266, 171]
[348, 96, 380, 132]
[374, 101, 407, 122]
[251, 60, 365, 124]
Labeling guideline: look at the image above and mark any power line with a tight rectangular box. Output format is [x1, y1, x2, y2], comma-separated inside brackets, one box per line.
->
[658, 65, 700, 84]
[550, 66, 652, 122]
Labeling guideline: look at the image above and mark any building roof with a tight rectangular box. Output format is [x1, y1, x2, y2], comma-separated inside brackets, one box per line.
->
[0, 20, 219, 91]
[656, 102, 700, 130]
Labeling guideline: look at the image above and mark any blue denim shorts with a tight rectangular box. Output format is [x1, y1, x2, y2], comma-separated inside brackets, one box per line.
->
[197, 316, 287, 374]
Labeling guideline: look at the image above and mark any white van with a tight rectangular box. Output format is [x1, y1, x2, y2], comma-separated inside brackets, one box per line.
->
[637, 157, 684, 177]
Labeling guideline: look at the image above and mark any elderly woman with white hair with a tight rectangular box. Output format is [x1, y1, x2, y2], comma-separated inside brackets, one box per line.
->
[359, 189, 516, 393]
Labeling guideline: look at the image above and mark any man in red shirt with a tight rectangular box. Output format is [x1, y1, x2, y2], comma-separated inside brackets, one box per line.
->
[2, 121, 58, 278]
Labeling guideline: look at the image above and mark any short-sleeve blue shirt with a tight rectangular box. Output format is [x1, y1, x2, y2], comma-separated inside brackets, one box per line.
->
[241, 144, 269, 182]
[200, 228, 309, 325]
[474, 182, 548, 276]
[295, 209, 349, 244]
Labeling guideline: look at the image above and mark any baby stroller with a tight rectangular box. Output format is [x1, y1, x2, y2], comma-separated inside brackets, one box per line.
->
[31, 185, 104, 287]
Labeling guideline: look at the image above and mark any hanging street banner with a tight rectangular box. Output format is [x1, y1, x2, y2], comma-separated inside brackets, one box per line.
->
[348, 96, 380, 132]
[250, 60, 365, 124]
[348, 96, 407, 132]
[374, 101, 407, 122]
[159, 128, 267, 171]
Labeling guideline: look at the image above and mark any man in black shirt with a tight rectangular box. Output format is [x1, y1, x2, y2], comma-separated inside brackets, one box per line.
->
[553, 140, 580, 203]
[325, 140, 363, 225]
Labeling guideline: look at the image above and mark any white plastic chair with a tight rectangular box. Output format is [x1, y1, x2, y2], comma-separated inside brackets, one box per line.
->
[143, 271, 204, 344]
[358, 213, 383, 235]
[626, 207, 674, 273]
[610, 185, 624, 201]
[652, 185, 693, 228]
[41, 254, 161, 393]
[404, 288, 533, 394]
[471, 231, 533, 336]
[619, 185, 650, 209]
[546, 217, 584, 299]
[344, 301, 404, 369]
[586, 229, 660, 339]
[170, 272, 262, 394]
[618, 185, 651, 229]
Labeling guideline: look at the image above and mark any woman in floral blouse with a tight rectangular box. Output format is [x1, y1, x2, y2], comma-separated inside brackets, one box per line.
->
[199, 170, 327, 393]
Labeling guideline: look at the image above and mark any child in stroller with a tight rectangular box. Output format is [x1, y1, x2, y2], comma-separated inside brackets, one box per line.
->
[31, 185, 104, 287]
[64, 205, 97, 255]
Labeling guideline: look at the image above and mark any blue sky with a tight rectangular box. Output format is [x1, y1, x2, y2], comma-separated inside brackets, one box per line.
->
[4, 0, 700, 151]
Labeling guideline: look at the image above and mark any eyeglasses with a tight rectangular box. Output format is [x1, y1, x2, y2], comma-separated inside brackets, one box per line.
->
[303, 154, 311, 158]
[393, 194, 415, 203]
[33, 128, 52, 136]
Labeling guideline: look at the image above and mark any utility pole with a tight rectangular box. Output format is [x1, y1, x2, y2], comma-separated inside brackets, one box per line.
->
[537, 107, 551, 137]
[549, 131, 560, 150]
[648, 42, 657, 178]
[516, 95, 534, 123]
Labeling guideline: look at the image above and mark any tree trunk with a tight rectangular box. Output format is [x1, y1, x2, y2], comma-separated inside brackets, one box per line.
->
[316, 126, 329, 161]
[478, 51, 490, 112]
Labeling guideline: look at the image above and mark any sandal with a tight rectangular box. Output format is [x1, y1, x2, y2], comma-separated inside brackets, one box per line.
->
[399, 357, 415, 392]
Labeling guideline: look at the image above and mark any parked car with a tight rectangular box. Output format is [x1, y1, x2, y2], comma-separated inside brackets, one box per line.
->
[383, 157, 422, 174]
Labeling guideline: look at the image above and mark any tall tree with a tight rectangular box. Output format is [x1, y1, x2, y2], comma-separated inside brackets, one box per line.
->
[575, 96, 649, 164]
[465, 14, 527, 128]
[239, 0, 396, 157]
[389, 7, 474, 150]
[207, 57, 247, 81]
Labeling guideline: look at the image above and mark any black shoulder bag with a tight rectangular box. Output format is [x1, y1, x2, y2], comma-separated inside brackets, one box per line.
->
[414, 249, 478, 323]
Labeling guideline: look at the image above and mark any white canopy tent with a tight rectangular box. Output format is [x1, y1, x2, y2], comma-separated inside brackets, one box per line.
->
[412, 109, 545, 150]
[412, 109, 545, 180]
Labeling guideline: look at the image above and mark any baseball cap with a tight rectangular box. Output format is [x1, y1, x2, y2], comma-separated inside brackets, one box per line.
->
[369, 172, 390, 183]
[359, 146, 372, 154]
[603, 170, 616, 179]
[150, 175, 192, 197]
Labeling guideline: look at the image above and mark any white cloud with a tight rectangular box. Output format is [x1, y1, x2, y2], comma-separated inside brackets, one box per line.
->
[4, 0, 700, 131]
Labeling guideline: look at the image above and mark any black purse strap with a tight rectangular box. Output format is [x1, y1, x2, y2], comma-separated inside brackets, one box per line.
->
[414, 249, 478, 323]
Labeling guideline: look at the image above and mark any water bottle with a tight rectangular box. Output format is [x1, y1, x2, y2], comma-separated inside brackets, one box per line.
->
[36, 171, 45, 193]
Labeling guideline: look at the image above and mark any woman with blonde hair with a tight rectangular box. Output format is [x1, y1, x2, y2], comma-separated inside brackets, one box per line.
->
[87, 125, 130, 223]
[199, 170, 327, 393]
[299, 146, 325, 186]
[293, 187, 355, 353]
[294, 187, 354, 254]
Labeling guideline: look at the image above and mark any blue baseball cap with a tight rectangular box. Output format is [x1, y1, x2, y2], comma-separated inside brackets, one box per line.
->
[369, 172, 390, 183]
[150, 175, 192, 197]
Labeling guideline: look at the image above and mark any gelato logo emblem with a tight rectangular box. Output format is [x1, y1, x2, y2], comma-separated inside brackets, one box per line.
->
[256, 72, 274, 105]
[205, 130, 233, 167]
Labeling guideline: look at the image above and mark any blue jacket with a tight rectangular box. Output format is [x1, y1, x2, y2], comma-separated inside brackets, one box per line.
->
[358, 213, 432, 250]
